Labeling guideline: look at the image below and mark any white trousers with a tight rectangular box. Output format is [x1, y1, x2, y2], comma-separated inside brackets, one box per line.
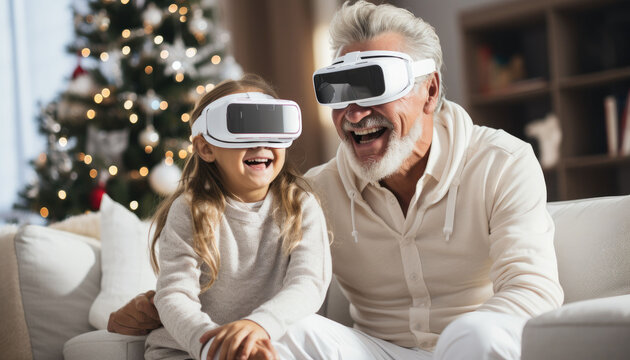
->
[202, 311, 527, 360]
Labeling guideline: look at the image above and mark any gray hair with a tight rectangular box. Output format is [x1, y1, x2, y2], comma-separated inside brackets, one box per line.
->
[329, 0, 445, 110]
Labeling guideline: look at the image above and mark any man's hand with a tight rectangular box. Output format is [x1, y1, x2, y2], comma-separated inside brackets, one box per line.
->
[107, 290, 161, 335]
[199, 320, 276, 360]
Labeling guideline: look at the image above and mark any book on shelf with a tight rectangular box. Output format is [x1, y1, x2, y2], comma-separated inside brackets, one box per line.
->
[620, 89, 630, 155]
[604, 95, 618, 156]
[604, 89, 630, 156]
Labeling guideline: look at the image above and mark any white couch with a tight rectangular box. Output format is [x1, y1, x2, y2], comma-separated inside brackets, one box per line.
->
[2, 195, 630, 360]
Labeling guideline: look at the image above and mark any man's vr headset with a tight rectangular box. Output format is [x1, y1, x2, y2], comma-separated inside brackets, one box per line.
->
[191, 92, 302, 148]
[313, 50, 436, 109]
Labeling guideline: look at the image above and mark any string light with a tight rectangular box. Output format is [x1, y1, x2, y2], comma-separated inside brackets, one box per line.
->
[89, 169, 98, 178]
[124, 100, 133, 109]
[122, 29, 131, 38]
[139, 166, 149, 176]
[59, 137, 68, 147]
[38, 153, 47, 164]
[179, 7, 188, 15]
[78, 152, 85, 161]
[178, 149, 188, 159]
[81, 48, 91, 57]
[195, 85, 205, 94]
[58, 190, 67, 200]
[180, 16, 187, 22]
[122, 46, 131, 55]
[40, 207, 49, 218]
[160, 50, 169, 59]
[101, 88, 110, 97]
[129, 201, 138, 210]
[171, 61, 182, 70]
[165, 150, 174, 158]
[181, 113, 190, 122]
[100, 52, 109, 61]
[121, 0, 129, 4]
[175, 73, 184, 82]
[84, 155, 93, 165]
[211, 55, 221, 64]
[129, 113, 138, 123]
[94, 94, 103, 103]
[109, 165, 118, 176]
[145, 65, 153, 74]
[87, 109, 96, 119]
[159, 101, 168, 110]
[186, 47, 197, 57]
[205, 83, 215, 92]
[165, 157, 174, 165]
[168, 4, 178, 13]
[154, 35, 164, 45]
[188, 144, 193, 153]
[145, 145, 153, 153]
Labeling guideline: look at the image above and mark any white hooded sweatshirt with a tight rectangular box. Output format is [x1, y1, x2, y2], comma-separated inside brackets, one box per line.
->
[305, 100, 564, 350]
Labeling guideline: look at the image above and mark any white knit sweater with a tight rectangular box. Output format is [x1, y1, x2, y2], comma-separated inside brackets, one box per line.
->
[144, 191, 331, 359]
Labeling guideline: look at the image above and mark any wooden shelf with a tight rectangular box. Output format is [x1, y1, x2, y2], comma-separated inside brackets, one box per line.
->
[470, 79, 549, 105]
[461, 0, 630, 200]
[563, 154, 630, 169]
[559, 67, 630, 90]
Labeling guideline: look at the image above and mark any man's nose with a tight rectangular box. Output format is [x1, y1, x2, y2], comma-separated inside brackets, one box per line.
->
[344, 103, 372, 123]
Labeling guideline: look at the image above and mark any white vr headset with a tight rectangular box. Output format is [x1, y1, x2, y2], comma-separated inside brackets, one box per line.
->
[313, 50, 436, 109]
[191, 92, 302, 148]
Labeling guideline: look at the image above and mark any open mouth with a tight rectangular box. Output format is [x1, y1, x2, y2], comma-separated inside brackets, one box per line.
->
[350, 127, 387, 144]
[244, 158, 272, 169]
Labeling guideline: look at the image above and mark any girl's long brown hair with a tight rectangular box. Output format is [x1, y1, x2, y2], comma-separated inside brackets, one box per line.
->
[150, 74, 310, 292]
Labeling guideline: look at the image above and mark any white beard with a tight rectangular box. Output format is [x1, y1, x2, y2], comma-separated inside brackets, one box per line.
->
[343, 115, 424, 183]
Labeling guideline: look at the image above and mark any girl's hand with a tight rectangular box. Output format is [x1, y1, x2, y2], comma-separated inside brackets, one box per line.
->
[199, 319, 273, 360]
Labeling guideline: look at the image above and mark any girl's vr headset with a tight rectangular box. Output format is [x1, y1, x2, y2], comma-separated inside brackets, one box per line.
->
[313, 50, 436, 109]
[191, 92, 302, 148]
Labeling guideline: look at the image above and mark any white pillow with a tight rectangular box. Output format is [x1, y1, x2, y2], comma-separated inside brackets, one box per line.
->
[548, 195, 630, 303]
[88, 194, 157, 329]
[15, 225, 101, 360]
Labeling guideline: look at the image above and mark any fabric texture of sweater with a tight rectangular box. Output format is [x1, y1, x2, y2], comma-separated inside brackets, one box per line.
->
[144, 191, 332, 360]
[305, 100, 564, 350]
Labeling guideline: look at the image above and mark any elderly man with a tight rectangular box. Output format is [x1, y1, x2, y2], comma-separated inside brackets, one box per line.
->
[109, 1, 563, 359]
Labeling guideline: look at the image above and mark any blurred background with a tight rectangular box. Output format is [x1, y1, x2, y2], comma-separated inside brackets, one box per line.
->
[2, 0, 629, 224]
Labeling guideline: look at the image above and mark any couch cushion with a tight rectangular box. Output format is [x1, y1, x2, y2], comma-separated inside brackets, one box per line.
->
[14, 225, 101, 360]
[0, 225, 33, 359]
[64, 330, 146, 360]
[522, 294, 630, 360]
[89, 194, 156, 330]
[547, 195, 630, 303]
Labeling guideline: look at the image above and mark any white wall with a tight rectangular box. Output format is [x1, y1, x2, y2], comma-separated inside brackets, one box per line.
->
[391, 0, 508, 105]
[0, 0, 75, 222]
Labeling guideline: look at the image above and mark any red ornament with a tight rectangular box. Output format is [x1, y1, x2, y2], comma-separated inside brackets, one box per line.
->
[89, 185, 107, 211]
[72, 63, 87, 79]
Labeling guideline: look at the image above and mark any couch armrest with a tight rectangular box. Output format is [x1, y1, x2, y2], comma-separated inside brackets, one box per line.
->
[63, 330, 146, 360]
[522, 294, 630, 360]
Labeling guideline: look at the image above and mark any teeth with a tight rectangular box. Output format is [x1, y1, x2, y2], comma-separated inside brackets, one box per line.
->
[353, 127, 382, 136]
[245, 158, 270, 163]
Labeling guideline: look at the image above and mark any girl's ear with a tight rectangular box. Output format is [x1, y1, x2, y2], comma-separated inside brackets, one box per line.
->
[193, 135, 215, 162]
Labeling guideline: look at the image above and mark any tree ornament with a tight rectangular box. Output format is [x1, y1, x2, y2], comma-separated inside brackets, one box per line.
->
[139, 89, 162, 114]
[139, 124, 160, 147]
[149, 161, 182, 196]
[89, 184, 107, 210]
[93, 10, 110, 32]
[67, 63, 98, 96]
[189, 8, 211, 38]
[143, 3, 164, 27]
[86, 125, 130, 166]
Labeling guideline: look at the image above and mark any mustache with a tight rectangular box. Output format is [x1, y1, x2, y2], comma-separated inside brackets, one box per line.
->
[341, 113, 393, 132]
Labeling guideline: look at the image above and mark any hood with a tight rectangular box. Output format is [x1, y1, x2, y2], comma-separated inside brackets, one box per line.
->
[336, 100, 474, 242]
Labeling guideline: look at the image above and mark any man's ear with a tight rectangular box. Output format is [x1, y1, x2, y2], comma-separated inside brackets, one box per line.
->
[193, 135, 215, 162]
[423, 73, 440, 115]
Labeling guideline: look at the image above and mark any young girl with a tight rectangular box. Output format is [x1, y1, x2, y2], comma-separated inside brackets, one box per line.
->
[144, 74, 331, 360]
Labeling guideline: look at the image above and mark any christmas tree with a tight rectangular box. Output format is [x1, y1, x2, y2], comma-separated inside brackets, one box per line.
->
[16, 0, 241, 221]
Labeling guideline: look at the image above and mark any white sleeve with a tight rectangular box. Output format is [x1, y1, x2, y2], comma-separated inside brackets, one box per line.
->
[479, 145, 564, 316]
[154, 196, 218, 359]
